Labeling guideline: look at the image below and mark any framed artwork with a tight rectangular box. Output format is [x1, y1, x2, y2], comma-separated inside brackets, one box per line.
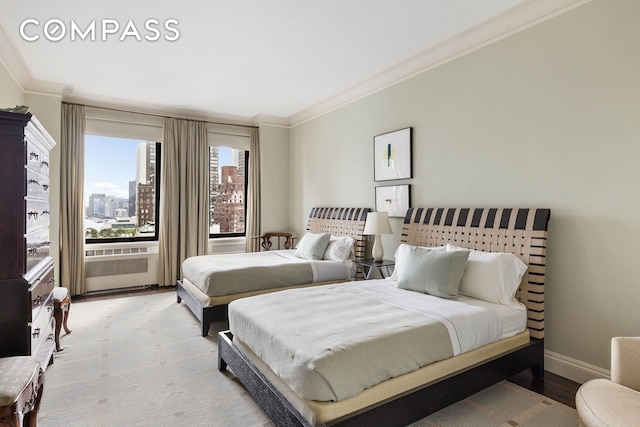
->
[375, 184, 410, 218]
[373, 127, 412, 181]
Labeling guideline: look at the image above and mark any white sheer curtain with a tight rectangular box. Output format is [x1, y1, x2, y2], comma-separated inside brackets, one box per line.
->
[158, 117, 209, 286]
[60, 103, 86, 295]
[245, 127, 261, 252]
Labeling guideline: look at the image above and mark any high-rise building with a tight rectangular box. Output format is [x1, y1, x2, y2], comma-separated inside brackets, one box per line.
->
[129, 180, 136, 217]
[213, 165, 244, 233]
[88, 193, 106, 218]
[237, 149, 246, 180]
[209, 146, 219, 194]
[104, 196, 130, 218]
[136, 141, 156, 226]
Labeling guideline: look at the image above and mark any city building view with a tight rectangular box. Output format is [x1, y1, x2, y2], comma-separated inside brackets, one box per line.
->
[208, 146, 247, 236]
[84, 136, 246, 240]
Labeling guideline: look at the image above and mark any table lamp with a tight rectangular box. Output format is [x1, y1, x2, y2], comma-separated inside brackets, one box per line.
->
[363, 211, 392, 262]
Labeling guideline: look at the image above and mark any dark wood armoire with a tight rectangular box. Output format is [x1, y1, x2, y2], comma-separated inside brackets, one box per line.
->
[0, 111, 56, 370]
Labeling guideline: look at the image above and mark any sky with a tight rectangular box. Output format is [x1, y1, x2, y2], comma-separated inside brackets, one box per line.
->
[84, 135, 140, 204]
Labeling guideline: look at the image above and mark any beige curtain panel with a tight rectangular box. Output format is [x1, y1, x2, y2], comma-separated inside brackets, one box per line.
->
[158, 117, 209, 286]
[59, 103, 86, 295]
[245, 127, 261, 252]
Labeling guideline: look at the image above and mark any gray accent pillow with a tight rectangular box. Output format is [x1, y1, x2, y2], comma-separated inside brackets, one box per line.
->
[397, 246, 470, 298]
[295, 232, 331, 260]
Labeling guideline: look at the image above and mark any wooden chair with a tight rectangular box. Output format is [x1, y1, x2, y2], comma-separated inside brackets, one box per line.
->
[0, 357, 44, 427]
[251, 232, 296, 252]
[52, 287, 72, 352]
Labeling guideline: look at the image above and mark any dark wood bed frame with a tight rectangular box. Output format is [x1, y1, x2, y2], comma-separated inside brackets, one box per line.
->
[218, 207, 551, 426]
[176, 283, 227, 336]
[177, 207, 369, 336]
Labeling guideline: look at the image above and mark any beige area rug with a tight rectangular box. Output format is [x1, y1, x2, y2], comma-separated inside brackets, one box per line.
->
[414, 380, 578, 427]
[39, 291, 578, 427]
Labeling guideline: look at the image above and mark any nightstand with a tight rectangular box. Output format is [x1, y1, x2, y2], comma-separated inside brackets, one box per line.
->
[355, 259, 395, 280]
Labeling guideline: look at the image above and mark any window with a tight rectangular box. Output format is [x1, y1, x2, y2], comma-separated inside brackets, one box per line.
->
[84, 135, 161, 243]
[209, 145, 248, 238]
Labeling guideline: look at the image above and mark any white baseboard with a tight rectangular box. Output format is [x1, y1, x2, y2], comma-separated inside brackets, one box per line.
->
[544, 350, 610, 384]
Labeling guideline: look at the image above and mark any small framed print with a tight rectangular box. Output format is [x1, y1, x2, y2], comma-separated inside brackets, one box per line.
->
[373, 127, 412, 181]
[375, 184, 410, 218]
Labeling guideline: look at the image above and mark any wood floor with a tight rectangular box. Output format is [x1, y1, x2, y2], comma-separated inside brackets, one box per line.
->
[508, 369, 581, 408]
[72, 285, 582, 409]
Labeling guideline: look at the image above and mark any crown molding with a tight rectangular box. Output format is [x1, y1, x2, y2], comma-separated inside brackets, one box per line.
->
[288, 0, 592, 127]
[64, 93, 257, 127]
[2, 1, 591, 129]
[24, 80, 72, 97]
[252, 114, 290, 128]
[0, 19, 253, 126]
[0, 23, 71, 97]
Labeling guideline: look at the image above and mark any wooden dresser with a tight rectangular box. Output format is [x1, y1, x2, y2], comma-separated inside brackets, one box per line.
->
[0, 111, 56, 370]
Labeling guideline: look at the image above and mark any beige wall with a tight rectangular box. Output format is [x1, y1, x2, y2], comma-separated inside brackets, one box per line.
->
[290, 0, 640, 373]
[259, 124, 291, 233]
[0, 60, 23, 106]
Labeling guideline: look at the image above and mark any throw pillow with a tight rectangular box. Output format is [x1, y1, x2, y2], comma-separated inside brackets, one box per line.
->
[295, 232, 331, 260]
[397, 246, 470, 298]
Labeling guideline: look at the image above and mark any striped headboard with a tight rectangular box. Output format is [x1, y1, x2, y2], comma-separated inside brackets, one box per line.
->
[401, 207, 550, 339]
[305, 207, 369, 279]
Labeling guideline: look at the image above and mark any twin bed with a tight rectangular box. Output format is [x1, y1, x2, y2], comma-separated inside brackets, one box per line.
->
[177, 207, 369, 336]
[217, 206, 551, 426]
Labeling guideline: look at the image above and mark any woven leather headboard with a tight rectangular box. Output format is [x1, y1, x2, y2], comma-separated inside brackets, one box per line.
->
[401, 207, 550, 339]
[305, 207, 369, 279]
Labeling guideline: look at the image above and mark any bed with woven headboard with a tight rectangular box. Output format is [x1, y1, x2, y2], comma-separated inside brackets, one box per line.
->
[217, 206, 550, 427]
[176, 207, 369, 336]
[401, 207, 549, 340]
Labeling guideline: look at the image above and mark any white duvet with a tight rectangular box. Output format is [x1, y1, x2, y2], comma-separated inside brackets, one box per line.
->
[229, 280, 526, 402]
[181, 250, 356, 297]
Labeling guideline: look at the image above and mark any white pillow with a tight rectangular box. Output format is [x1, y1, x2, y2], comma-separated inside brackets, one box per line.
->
[323, 235, 355, 262]
[389, 243, 446, 281]
[396, 246, 470, 298]
[295, 232, 331, 260]
[447, 244, 527, 308]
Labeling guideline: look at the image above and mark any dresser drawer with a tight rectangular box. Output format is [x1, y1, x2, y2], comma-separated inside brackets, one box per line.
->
[25, 199, 50, 233]
[26, 168, 50, 200]
[31, 295, 53, 346]
[26, 140, 50, 174]
[29, 265, 54, 318]
[25, 228, 50, 272]
[31, 315, 54, 371]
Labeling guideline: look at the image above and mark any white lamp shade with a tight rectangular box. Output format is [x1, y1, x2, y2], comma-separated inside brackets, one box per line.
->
[363, 211, 392, 261]
[363, 211, 392, 235]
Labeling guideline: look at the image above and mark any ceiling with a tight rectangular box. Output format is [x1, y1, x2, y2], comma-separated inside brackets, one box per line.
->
[0, 0, 584, 126]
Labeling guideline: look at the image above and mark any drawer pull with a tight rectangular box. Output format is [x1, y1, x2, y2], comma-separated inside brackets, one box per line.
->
[48, 277, 55, 285]
[29, 152, 39, 161]
[32, 327, 41, 338]
[41, 210, 50, 216]
[28, 211, 39, 219]
[42, 184, 49, 191]
[28, 178, 40, 187]
[47, 333, 54, 342]
[28, 247, 38, 256]
[33, 295, 42, 305]
[41, 160, 49, 168]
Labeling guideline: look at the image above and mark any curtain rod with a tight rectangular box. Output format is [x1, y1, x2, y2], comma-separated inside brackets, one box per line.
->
[62, 101, 259, 129]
